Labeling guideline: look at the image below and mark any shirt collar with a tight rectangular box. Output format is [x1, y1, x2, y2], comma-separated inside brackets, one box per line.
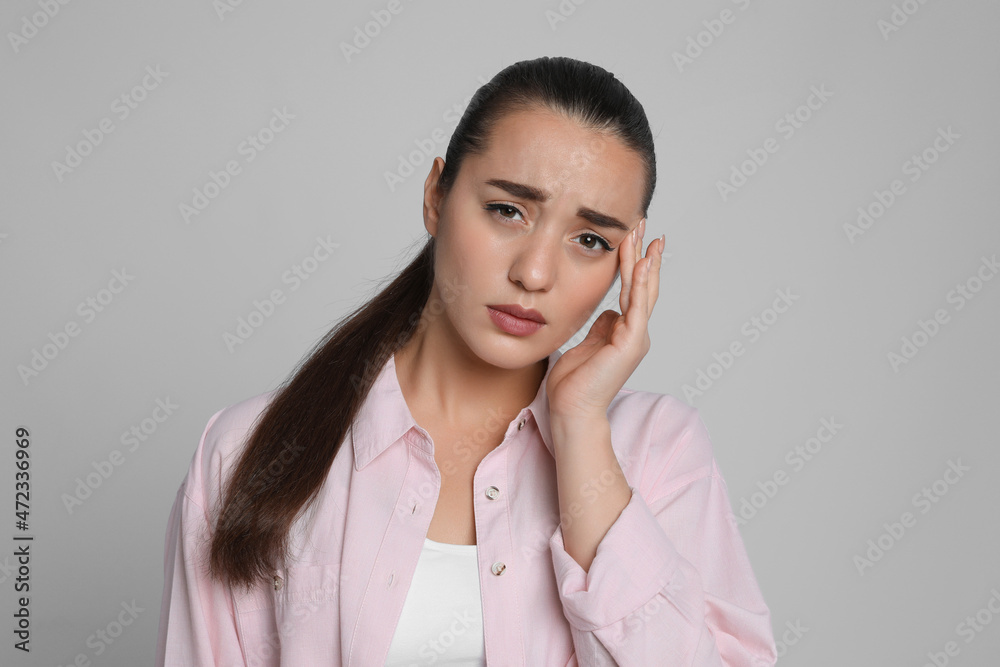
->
[352, 346, 564, 470]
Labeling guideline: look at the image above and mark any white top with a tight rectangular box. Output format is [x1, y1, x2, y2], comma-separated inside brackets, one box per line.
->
[384, 538, 486, 666]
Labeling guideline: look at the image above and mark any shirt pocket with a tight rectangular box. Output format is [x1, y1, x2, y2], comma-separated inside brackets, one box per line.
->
[233, 562, 343, 666]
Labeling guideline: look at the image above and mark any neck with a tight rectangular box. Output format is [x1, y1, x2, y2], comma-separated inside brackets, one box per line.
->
[393, 328, 547, 427]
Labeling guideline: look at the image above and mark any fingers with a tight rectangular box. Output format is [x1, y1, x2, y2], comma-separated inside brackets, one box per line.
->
[620, 218, 661, 324]
[635, 217, 644, 266]
[629, 230, 663, 329]
[619, 219, 642, 315]
[642, 234, 664, 316]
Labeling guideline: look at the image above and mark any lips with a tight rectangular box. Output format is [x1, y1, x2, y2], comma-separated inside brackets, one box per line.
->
[488, 304, 546, 324]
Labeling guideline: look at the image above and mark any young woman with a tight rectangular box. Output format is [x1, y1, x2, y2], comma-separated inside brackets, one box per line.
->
[156, 56, 778, 666]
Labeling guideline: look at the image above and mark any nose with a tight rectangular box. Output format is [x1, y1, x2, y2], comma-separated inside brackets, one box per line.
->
[508, 233, 559, 292]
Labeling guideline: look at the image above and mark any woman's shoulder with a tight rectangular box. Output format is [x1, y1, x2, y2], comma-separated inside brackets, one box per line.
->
[202, 389, 282, 447]
[180, 389, 282, 511]
[607, 388, 718, 496]
[608, 387, 706, 442]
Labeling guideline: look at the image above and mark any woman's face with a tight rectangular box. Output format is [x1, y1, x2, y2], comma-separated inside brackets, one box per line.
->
[421, 105, 647, 369]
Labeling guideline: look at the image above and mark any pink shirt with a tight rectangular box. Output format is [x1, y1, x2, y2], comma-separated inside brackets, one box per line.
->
[156, 346, 778, 666]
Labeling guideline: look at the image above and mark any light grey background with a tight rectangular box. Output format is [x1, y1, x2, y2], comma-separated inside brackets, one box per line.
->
[2, 0, 998, 665]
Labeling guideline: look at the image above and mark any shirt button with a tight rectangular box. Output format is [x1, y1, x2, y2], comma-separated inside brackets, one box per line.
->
[491, 561, 506, 576]
[485, 486, 500, 500]
[517, 418, 526, 431]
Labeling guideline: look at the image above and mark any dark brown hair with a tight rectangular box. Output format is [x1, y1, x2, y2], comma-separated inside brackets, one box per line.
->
[208, 55, 657, 590]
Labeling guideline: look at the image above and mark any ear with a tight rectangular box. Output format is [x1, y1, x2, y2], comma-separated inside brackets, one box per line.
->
[423, 157, 447, 237]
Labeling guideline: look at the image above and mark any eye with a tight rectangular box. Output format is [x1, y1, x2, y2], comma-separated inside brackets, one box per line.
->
[575, 233, 614, 255]
[483, 203, 614, 256]
[484, 203, 524, 222]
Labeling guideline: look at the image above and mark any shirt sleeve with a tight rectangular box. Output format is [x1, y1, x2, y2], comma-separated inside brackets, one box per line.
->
[155, 409, 247, 667]
[547, 403, 778, 666]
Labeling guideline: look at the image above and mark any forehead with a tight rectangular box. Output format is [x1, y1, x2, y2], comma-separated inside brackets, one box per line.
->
[462, 107, 646, 219]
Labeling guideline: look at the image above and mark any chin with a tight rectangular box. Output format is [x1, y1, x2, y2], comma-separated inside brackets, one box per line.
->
[473, 335, 543, 370]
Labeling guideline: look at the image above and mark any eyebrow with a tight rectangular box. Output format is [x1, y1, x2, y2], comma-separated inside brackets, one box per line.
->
[484, 178, 632, 233]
